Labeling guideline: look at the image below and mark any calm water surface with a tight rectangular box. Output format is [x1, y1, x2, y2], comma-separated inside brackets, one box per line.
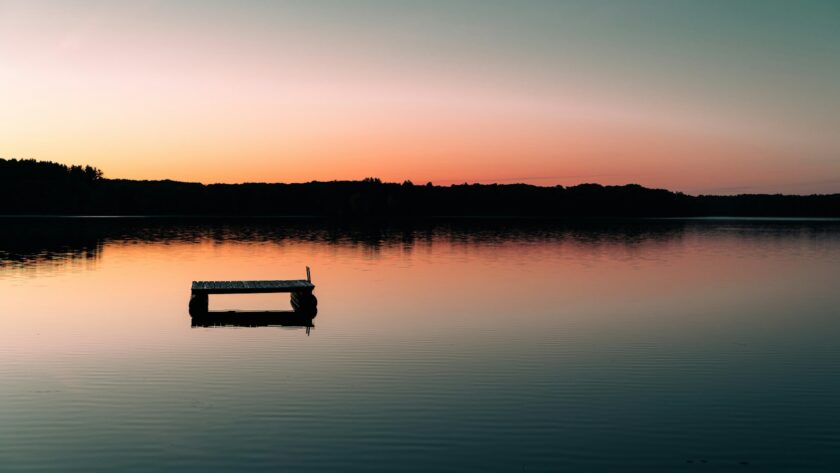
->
[1, 218, 840, 472]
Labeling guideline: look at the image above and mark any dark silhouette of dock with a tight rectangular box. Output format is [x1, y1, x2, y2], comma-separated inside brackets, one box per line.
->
[189, 267, 317, 316]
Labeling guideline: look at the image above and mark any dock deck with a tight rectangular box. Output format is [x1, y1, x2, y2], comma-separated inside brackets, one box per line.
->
[189, 267, 317, 316]
[191, 280, 314, 294]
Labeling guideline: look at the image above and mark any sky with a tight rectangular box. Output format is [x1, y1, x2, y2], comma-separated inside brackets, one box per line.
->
[1, 0, 839, 194]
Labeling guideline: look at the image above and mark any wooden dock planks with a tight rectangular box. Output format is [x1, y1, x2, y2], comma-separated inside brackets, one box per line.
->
[191, 280, 314, 294]
[189, 267, 316, 317]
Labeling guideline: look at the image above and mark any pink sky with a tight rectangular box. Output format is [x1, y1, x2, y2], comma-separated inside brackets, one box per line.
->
[2, 1, 839, 194]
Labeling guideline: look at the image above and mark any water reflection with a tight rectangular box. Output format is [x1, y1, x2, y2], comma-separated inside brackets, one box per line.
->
[4, 217, 840, 272]
[0, 218, 104, 268]
[1, 217, 689, 265]
[191, 310, 316, 333]
[3, 217, 840, 472]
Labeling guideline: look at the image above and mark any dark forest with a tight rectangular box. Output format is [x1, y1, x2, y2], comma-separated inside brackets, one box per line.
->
[2, 158, 838, 217]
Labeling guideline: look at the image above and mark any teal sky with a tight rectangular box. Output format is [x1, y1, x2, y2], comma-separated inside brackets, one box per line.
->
[2, 0, 839, 193]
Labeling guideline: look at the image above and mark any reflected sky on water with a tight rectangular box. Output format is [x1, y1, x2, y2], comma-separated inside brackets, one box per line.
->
[2, 218, 840, 472]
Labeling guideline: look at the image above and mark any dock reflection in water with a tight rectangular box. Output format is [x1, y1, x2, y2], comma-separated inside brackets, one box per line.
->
[190, 309, 317, 333]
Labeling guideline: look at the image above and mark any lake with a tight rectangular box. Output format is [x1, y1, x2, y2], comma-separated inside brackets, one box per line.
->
[2, 218, 840, 472]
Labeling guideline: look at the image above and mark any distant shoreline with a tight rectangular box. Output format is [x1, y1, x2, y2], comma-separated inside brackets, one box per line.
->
[3, 158, 840, 217]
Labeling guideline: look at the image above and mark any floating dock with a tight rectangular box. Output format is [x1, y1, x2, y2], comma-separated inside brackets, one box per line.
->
[189, 267, 317, 316]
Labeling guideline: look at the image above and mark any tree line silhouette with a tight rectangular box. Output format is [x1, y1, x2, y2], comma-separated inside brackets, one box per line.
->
[2, 158, 839, 217]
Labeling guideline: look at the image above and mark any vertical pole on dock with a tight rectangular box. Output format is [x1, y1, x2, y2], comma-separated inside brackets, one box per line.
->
[306, 266, 311, 282]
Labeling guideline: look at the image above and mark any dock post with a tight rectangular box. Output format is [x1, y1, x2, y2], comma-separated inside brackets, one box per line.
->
[306, 266, 311, 282]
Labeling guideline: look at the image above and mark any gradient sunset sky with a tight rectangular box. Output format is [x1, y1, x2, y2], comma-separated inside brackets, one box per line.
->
[2, 0, 839, 194]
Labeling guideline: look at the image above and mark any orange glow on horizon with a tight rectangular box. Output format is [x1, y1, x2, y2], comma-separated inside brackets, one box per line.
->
[2, 1, 839, 195]
[3, 102, 813, 195]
